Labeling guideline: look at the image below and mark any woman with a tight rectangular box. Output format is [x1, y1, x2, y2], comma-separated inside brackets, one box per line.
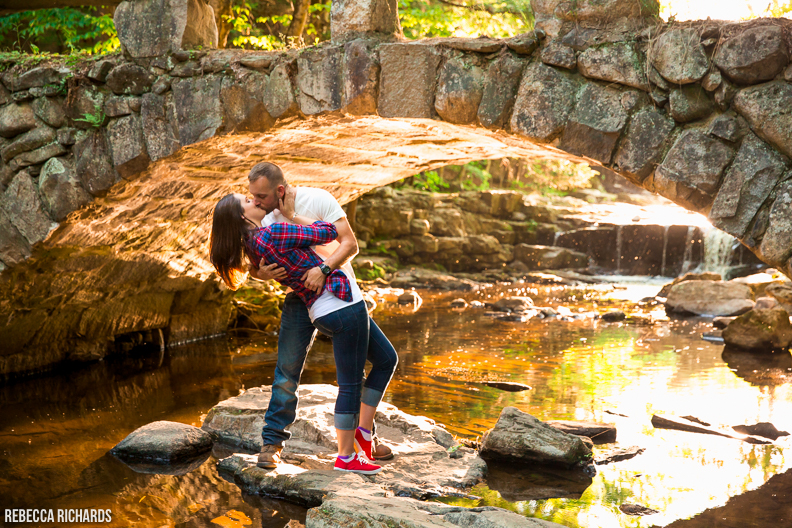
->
[209, 192, 397, 475]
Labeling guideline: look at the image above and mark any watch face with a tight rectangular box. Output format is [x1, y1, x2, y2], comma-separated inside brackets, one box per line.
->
[321, 264, 331, 275]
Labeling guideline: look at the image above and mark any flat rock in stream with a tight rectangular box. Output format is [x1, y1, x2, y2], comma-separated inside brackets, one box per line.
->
[390, 268, 483, 291]
[483, 381, 532, 392]
[545, 420, 617, 444]
[651, 414, 772, 444]
[732, 422, 790, 440]
[619, 503, 659, 516]
[111, 420, 213, 464]
[594, 446, 645, 465]
[204, 384, 486, 503]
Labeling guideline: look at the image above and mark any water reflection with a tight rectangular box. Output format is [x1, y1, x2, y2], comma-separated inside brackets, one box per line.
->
[1, 282, 790, 527]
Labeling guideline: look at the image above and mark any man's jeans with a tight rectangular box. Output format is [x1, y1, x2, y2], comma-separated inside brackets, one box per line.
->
[261, 293, 399, 445]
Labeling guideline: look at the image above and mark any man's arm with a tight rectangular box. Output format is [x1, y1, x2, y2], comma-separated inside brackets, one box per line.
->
[302, 217, 359, 292]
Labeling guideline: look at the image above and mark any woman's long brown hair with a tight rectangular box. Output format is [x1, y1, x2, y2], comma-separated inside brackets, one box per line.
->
[210, 194, 254, 290]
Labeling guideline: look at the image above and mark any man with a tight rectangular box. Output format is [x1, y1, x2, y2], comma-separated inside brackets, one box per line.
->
[247, 161, 395, 468]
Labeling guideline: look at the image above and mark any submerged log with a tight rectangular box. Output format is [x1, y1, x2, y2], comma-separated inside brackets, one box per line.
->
[651, 414, 771, 444]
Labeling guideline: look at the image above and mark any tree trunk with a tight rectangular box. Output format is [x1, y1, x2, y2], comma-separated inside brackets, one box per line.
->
[286, 0, 311, 38]
[209, 0, 233, 48]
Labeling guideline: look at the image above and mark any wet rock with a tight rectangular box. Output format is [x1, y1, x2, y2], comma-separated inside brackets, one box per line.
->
[758, 180, 792, 267]
[651, 414, 771, 444]
[0, 209, 31, 265]
[105, 64, 155, 96]
[754, 296, 779, 310]
[478, 53, 524, 129]
[111, 420, 213, 463]
[264, 61, 299, 119]
[714, 25, 789, 85]
[510, 62, 577, 143]
[764, 282, 792, 313]
[654, 130, 735, 211]
[545, 420, 617, 444]
[620, 504, 659, 516]
[31, 96, 66, 128]
[73, 130, 120, 196]
[601, 310, 626, 322]
[220, 72, 275, 133]
[449, 298, 468, 308]
[505, 32, 540, 55]
[329, 0, 401, 41]
[658, 271, 722, 297]
[650, 28, 709, 84]
[490, 296, 534, 313]
[390, 268, 482, 291]
[378, 44, 441, 118]
[723, 307, 792, 351]
[732, 422, 789, 440]
[559, 83, 628, 164]
[484, 381, 532, 392]
[613, 108, 675, 183]
[342, 39, 379, 115]
[297, 46, 344, 115]
[480, 407, 593, 468]
[594, 446, 644, 465]
[114, 0, 219, 59]
[397, 290, 422, 305]
[733, 81, 792, 158]
[540, 40, 576, 69]
[485, 461, 593, 502]
[1, 126, 56, 162]
[577, 42, 648, 90]
[87, 60, 115, 82]
[709, 133, 788, 239]
[713, 316, 737, 329]
[0, 171, 57, 245]
[141, 93, 181, 161]
[435, 58, 484, 125]
[669, 84, 714, 123]
[513, 244, 588, 270]
[666, 280, 754, 316]
[172, 75, 223, 146]
[106, 114, 151, 179]
[0, 102, 37, 138]
[207, 385, 487, 501]
[38, 157, 92, 221]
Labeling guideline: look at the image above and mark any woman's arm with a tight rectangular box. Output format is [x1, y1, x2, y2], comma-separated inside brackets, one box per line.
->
[265, 221, 339, 252]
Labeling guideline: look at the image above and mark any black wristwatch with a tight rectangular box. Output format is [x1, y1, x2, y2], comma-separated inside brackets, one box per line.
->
[319, 263, 332, 276]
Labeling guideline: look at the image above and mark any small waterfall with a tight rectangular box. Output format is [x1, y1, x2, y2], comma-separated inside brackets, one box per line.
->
[680, 226, 696, 275]
[615, 225, 623, 273]
[661, 225, 670, 277]
[699, 227, 737, 277]
[553, 230, 561, 246]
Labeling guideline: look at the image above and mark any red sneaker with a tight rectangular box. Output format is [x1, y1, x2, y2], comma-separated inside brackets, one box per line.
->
[334, 452, 382, 475]
[354, 428, 373, 460]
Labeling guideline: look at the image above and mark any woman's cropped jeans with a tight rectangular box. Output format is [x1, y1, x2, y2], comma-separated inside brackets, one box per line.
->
[261, 294, 398, 445]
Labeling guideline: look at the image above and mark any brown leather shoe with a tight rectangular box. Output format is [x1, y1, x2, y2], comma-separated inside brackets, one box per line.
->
[371, 436, 393, 461]
[257, 444, 283, 469]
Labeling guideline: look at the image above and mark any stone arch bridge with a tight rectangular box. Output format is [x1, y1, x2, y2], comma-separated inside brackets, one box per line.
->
[1, 0, 792, 376]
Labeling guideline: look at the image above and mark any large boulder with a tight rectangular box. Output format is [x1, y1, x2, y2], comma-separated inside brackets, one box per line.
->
[38, 157, 92, 222]
[577, 42, 648, 90]
[709, 133, 788, 239]
[480, 407, 592, 468]
[714, 25, 789, 85]
[330, 0, 402, 42]
[114, 0, 219, 59]
[434, 58, 484, 125]
[171, 75, 224, 146]
[650, 28, 709, 84]
[657, 271, 722, 297]
[510, 63, 577, 143]
[141, 93, 181, 161]
[654, 130, 735, 211]
[764, 282, 792, 313]
[733, 81, 792, 160]
[378, 43, 441, 119]
[478, 53, 525, 129]
[665, 280, 754, 316]
[106, 114, 151, 178]
[342, 39, 380, 115]
[296, 46, 344, 115]
[759, 181, 792, 269]
[0, 171, 57, 246]
[723, 308, 792, 351]
[111, 420, 213, 463]
[559, 83, 628, 164]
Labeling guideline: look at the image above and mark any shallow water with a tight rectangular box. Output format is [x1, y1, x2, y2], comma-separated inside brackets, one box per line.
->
[1, 279, 791, 527]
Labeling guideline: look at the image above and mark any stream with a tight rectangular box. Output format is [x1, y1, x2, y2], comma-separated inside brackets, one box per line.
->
[1, 278, 791, 527]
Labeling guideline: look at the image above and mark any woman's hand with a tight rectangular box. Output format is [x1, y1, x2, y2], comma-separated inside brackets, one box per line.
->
[278, 186, 297, 221]
[249, 263, 287, 281]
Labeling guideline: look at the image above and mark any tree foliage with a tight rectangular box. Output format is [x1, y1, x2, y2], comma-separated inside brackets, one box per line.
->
[0, 7, 117, 54]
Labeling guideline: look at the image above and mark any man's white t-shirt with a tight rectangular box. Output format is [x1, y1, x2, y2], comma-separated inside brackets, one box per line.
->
[262, 186, 363, 322]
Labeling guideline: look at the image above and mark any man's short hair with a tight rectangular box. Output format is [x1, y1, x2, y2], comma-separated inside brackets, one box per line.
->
[248, 162, 286, 187]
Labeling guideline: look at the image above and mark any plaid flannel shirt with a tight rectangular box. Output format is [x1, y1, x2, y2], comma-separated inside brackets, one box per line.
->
[244, 221, 352, 308]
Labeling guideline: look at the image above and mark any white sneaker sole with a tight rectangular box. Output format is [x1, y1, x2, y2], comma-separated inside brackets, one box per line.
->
[334, 466, 382, 475]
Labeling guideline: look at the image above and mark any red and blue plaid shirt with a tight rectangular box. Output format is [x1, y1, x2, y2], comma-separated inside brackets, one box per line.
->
[244, 221, 352, 308]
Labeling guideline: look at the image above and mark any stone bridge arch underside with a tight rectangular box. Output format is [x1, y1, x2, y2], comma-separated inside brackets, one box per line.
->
[2, 0, 792, 377]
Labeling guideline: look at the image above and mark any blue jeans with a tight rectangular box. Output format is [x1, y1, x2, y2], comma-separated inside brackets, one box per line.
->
[261, 294, 398, 445]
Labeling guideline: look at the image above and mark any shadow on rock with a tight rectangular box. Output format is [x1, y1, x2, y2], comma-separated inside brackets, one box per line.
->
[722, 347, 792, 386]
[485, 461, 593, 501]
